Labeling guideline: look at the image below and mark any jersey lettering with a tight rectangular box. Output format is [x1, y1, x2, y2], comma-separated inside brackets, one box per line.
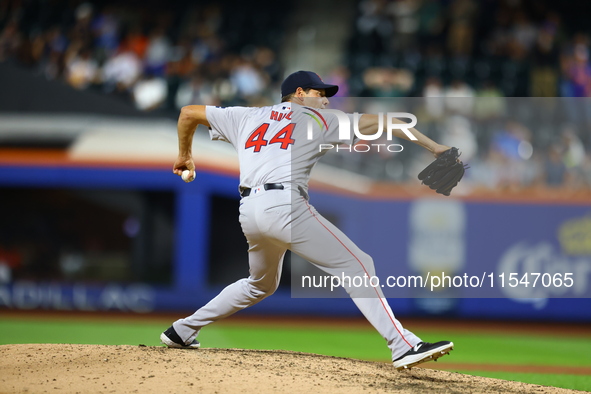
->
[269, 111, 293, 122]
[245, 123, 296, 152]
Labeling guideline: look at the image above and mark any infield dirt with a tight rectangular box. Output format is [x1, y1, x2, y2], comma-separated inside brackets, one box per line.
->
[0, 344, 586, 393]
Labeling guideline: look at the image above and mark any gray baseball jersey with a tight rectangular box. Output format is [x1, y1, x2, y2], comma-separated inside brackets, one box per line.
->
[172, 102, 421, 360]
[206, 102, 355, 195]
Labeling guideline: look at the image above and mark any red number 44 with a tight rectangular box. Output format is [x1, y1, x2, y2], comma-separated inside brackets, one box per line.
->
[245, 123, 295, 152]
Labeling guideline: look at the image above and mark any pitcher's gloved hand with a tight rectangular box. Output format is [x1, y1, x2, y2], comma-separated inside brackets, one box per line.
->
[418, 147, 467, 196]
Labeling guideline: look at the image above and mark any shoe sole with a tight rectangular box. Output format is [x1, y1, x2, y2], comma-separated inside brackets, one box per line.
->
[160, 333, 201, 349]
[394, 342, 454, 371]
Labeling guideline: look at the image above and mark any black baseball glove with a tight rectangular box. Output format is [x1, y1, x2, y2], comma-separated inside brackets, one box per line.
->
[417, 147, 467, 196]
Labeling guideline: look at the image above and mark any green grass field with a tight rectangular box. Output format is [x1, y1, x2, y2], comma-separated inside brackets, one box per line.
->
[1, 315, 590, 392]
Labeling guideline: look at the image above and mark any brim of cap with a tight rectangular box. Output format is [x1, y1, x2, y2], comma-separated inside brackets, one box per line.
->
[309, 83, 339, 97]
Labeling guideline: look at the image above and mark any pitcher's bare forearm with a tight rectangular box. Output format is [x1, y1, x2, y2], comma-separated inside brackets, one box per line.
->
[177, 105, 209, 157]
[173, 105, 210, 175]
[358, 114, 449, 157]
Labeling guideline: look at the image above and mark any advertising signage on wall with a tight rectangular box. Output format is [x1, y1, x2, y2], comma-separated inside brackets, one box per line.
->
[0, 166, 590, 321]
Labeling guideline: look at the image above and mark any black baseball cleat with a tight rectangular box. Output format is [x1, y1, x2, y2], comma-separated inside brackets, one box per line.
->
[393, 341, 454, 370]
[160, 326, 200, 349]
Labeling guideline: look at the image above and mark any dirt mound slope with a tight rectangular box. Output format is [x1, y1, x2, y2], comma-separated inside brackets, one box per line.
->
[0, 344, 583, 393]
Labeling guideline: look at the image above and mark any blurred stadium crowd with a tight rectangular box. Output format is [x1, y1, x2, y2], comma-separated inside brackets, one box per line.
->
[0, 0, 286, 110]
[1, 0, 590, 191]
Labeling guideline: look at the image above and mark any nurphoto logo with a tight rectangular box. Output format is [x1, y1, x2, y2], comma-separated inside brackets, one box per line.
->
[305, 109, 418, 153]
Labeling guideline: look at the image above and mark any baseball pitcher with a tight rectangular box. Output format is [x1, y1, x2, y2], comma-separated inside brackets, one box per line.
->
[161, 71, 455, 370]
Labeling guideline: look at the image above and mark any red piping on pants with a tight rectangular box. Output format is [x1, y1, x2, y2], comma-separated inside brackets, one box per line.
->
[303, 199, 412, 348]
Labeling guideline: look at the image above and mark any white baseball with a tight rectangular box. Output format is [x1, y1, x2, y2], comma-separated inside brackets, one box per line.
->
[181, 170, 195, 182]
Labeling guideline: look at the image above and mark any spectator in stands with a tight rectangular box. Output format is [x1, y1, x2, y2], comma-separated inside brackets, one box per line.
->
[90, 5, 121, 58]
[560, 37, 591, 129]
[164, 37, 197, 110]
[133, 71, 168, 111]
[356, 0, 391, 55]
[120, 24, 149, 60]
[543, 145, 567, 187]
[561, 126, 587, 188]
[253, 46, 281, 84]
[360, 67, 413, 97]
[446, 0, 477, 56]
[444, 79, 474, 116]
[101, 48, 142, 94]
[65, 47, 99, 90]
[473, 81, 505, 120]
[230, 58, 266, 98]
[387, 0, 421, 52]
[561, 40, 591, 97]
[512, 11, 538, 54]
[416, 0, 444, 48]
[144, 27, 173, 77]
[440, 115, 477, 163]
[175, 70, 217, 109]
[530, 24, 559, 97]
[489, 120, 535, 189]
[0, 20, 21, 61]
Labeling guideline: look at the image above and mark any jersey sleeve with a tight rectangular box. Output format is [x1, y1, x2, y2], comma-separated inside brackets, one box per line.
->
[205, 106, 251, 145]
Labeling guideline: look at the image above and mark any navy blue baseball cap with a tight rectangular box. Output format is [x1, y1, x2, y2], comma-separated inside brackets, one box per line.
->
[281, 71, 339, 97]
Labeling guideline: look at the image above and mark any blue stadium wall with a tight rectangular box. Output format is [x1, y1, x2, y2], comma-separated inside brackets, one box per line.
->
[0, 164, 590, 322]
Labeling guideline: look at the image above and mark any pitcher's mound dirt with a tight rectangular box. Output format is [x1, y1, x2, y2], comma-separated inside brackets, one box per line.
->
[0, 344, 583, 393]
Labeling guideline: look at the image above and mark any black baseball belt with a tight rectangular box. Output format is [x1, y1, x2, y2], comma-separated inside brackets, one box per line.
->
[239, 183, 284, 197]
